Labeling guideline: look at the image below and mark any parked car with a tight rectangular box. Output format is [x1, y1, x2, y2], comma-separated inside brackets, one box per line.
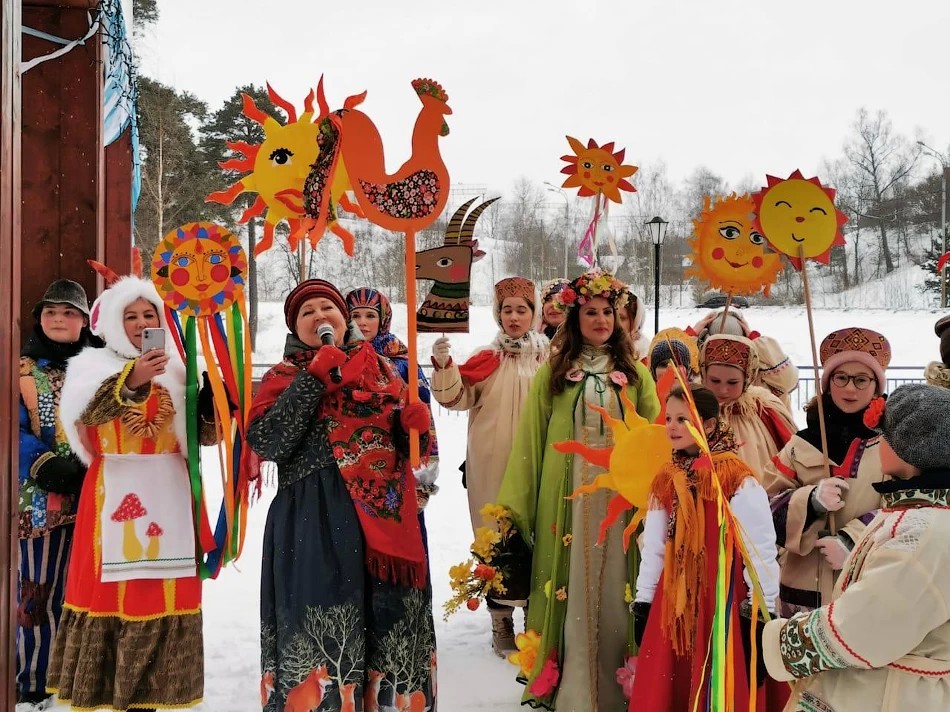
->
[697, 294, 749, 309]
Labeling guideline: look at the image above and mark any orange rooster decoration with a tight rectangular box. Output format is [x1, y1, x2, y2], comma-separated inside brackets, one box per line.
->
[302, 78, 453, 466]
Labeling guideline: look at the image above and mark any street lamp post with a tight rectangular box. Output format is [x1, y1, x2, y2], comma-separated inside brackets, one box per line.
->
[545, 182, 570, 276]
[645, 216, 669, 334]
[918, 141, 948, 308]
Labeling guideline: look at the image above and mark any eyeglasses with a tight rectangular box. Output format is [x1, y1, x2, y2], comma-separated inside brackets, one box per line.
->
[830, 372, 874, 390]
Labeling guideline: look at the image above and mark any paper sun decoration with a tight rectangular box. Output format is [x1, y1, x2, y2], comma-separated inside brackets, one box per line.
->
[206, 81, 361, 257]
[753, 169, 847, 270]
[151, 222, 252, 579]
[560, 136, 638, 269]
[415, 197, 496, 333]
[554, 389, 672, 549]
[686, 193, 784, 297]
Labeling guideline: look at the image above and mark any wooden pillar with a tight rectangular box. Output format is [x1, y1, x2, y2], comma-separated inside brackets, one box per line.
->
[20, 1, 102, 341]
[104, 126, 133, 275]
[1, 0, 22, 706]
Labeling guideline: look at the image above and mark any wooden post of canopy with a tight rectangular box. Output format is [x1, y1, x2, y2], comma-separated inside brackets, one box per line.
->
[1, 0, 22, 706]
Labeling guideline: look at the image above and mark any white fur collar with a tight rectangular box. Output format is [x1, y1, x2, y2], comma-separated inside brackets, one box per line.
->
[63, 275, 188, 464]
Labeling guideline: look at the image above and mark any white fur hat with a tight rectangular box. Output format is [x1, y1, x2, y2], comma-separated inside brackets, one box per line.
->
[89, 276, 170, 359]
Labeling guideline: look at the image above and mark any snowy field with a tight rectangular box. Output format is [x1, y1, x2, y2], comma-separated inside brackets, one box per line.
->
[48, 303, 945, 711]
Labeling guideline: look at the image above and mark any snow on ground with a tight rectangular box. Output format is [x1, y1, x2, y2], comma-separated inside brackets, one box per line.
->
[51, 303, 945, 711]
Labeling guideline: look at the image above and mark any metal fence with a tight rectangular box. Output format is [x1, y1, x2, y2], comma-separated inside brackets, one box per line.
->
[253, 363, 928, 417]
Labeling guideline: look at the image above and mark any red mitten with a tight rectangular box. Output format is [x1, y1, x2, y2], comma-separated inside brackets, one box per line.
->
[400, 401, 431, 433]
[307, 346, 347, 389]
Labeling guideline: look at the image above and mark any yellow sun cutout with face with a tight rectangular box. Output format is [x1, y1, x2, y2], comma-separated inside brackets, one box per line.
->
[560, 136, 638, 203]
[753, 170, 847, 269]
[206, 81, 359, 258]
[686, 193, 783, 297]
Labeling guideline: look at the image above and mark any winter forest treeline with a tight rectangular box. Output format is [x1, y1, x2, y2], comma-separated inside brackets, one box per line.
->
[131, 5, 949, 349]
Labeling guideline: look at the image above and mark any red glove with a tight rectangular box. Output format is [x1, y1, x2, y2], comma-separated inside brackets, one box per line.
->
[307, 346, 348, 390]
[400, 401, 431, 433]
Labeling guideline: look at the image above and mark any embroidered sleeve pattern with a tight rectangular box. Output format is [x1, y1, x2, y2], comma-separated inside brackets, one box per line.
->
[247, 371, 326, 463]
[778, 608, 853, 678]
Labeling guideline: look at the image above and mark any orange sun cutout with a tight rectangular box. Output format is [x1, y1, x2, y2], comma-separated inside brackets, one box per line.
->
[753, 169, 847, 270]
[206, 80, 362, 258]
[560, 136, 638, 203]
[686, 193, 783, 297]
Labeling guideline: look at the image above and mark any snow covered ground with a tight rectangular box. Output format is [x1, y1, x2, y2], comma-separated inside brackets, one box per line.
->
[49, 303, 945, 711]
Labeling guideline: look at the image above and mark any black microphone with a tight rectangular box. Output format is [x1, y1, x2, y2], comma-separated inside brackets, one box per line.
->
[316, 324, 343, 384]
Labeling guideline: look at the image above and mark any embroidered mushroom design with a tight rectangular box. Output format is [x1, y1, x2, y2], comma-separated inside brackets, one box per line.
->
[145, 521, 163, 560]
[111, 494, 147, 561]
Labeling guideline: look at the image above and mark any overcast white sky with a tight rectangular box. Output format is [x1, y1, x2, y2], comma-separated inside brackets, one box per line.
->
[137, 0, 950, 198]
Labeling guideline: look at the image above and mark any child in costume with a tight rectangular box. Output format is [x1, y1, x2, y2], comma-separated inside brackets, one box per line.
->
[496, 269, 660, 710]
[631, 384, 782, 711]
[764, 328, 890, 616]
[647, 327, 701, 383]
[617, 286, 649, 358]
[430, 276, 548, 656]
[700, 334, 796, 479]
[764, 384, 950, 712]
[345, 287, 439, 511]
[48, 275, 217, 711]
[16, 280, 100, 711]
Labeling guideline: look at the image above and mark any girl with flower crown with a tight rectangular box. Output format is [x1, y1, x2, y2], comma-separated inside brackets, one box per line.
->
[495, 268, 660, 710]
[429, 276, 548, 657]
[764, 327, 891, 617]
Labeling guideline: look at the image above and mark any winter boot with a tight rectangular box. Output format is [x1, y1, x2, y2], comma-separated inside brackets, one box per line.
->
[490, 607, 517, 658]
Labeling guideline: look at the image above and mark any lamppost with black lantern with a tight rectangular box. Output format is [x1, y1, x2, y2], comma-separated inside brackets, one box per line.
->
[645, 216, 669, 334]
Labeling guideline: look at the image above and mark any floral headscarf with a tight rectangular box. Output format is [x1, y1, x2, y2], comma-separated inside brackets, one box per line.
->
[345, 288, 407, 360]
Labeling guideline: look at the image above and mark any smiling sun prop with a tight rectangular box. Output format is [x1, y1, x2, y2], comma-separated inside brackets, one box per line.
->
[559, 136, 638, 267]
[553, 389, 671, 550]
[206, 81, 360, 258]
[753, 170, 847, 270]
[686, 193, 783, 297]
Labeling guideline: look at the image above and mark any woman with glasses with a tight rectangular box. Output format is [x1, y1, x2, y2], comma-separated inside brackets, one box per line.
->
[764, 327, 891, 616]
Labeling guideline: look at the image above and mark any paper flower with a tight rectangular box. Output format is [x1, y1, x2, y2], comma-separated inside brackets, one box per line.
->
[863, 396, 886, 429]
[616, 656, 637, 700]
[528, 653, 561, 697]
[561, 534, 573, 547]
[555, 586, 567, 601]
[566, 369, 585, 383]
[507, 629, 542, 678]
[609, 371, 628, 387]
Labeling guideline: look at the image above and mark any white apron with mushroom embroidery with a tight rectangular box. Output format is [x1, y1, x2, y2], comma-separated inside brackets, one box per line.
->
[99, 453, 197, 581]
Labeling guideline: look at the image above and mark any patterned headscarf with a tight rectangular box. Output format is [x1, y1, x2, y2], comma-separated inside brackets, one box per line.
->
[700, 334, 760, 389]
[345, 288, 407, 360]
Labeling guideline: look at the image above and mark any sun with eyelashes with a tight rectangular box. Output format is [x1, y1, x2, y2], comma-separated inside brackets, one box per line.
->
[753, 170, 847, 268]
[686, 193, 783, 297]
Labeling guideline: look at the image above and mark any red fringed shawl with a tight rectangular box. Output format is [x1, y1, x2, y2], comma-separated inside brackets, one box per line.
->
[248, 341, 427, 588]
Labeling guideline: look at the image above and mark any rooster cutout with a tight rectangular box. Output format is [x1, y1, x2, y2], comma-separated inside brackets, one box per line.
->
[415, 197, 496, 333]
[301, 77, 453, 468]
[206, 80, 362, 257]
[554, 388, 672, 549]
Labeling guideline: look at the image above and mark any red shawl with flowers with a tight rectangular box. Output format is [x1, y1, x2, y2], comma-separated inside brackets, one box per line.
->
[248, 340, 427, 588]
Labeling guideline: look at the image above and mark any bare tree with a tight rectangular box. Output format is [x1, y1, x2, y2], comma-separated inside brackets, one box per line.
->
[302, 603, 365, 687]
[843, 108, 920, 273]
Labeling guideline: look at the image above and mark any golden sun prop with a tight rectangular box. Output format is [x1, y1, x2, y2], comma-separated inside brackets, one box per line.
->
[753, 169, 847, 270]
[560, 136, 637, 203]
[206, 80, 360, 257]
[686, 193, 783, 297]
[554, 389, 671, 549]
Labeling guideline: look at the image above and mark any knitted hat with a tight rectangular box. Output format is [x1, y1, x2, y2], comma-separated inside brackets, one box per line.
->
[345, 287, 393, 333]
[819, 327, 891, 392]
[540, 278, 571, 305]
[32, 279, 91, 318]
[649, 327, 700, 379]
[284, 279, 347, 333]
[882, 383, 950, 471]
[935, 315, 950, 367]
[701, 334, 759, 388]
[493, 277, 537, 327]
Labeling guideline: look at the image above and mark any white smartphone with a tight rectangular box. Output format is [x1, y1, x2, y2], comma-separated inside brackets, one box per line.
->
[141, 327, 166, 354]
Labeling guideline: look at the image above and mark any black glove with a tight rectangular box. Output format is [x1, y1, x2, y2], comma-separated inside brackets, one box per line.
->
[198, 371, 238, 422]
[633, 601, 651, 648]
[739, 602, 767, 687]
[34, 455, 85, 496]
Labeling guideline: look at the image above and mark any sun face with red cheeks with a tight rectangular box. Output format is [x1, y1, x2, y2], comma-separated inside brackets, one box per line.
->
[152, 222, 247, 318]
[560, 136, 638, 203]
[686, 193, 783, 297]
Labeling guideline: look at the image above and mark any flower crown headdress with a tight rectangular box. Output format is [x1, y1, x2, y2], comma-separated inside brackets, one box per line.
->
[554, 268, 628, 312]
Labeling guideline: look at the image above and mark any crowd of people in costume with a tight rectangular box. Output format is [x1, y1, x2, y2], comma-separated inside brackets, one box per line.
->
[14, 266, 950, 712]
